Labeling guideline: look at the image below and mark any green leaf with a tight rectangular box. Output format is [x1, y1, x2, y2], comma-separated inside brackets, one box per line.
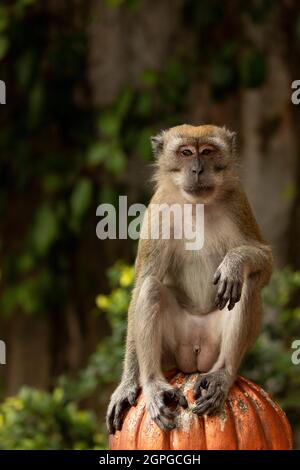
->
[98, 186, 117, 205]
[136, 92, 153, 117]
[116, 88, 133, 118]
[86, 142, 111, 166]
[0, 36, 9, 60]
[136, 128, 153, 160]
[104, 0, 126, 7]
[28, 82, 45, 127]
[104, 147, 126, 175]
[42, 174, 63, 193]
[17, 51, 34, 89]
[98, 111, 121, 138]
[141, 69, 159, 87]
[0, 6, 8, 33]
[30, 204, 60, 256]
[70, 178, 93, 221]
[17, 253, 35, 273]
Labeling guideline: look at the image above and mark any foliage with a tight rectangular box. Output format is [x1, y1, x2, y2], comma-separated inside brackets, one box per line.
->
[242, 268, 300, 416]
[0, 262, 133, 450]
[0, 387, 105, 450]
[58, 262, 134, 401]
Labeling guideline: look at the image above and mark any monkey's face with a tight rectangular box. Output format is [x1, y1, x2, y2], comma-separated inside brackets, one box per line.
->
[153, 125, 236, 204]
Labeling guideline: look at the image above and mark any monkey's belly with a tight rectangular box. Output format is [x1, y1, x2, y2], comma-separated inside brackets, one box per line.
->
[167, 309, 222, 374]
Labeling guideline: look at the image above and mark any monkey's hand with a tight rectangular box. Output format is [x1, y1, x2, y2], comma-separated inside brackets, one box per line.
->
[144, 380, 188, 431]
[192, 370, 232, 416]
[106, 381, 140, 434]
[213, 257, 244, 310]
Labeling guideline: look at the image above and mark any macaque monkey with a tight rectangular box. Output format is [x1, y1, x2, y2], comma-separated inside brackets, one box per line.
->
[106, 124, 273, 433]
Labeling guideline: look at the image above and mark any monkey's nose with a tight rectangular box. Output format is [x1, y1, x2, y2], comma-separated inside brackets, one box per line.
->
[191, 161, 204, 179]
[192, 168, 204, 175]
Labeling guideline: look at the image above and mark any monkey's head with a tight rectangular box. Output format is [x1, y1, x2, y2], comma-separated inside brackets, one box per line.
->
[151, 124, 237, 203]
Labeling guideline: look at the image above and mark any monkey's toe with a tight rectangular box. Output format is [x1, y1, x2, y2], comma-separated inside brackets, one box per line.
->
[106, 383, 140, 434]
[193, 371, 231, 416]
[147, 385, 187, 430]
[192, 391, 226, 416]
[148, 400, 177, 431]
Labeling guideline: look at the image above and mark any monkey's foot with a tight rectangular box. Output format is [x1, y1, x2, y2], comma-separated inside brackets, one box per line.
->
[145, 381, 188, 431]
[192, 370, 232, 416]
[106, 381, 140, 434]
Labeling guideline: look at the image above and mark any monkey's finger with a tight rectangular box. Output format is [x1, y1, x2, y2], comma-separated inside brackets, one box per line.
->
[173, 390, 188, 408]
[228, 281, 242, 310]
[163, 388, 185, 407]
[161, 406, 177, 420]
[153, 415, 176, 431]
[206, 394, 226, 416]
[159, 404, 177, 420]
[207, 402, 225, 417]
[213, 270, 221, 285]
[234, 281, 242, 301]
[106, 404, 116, 434]
[128, 389, 139, 406]
[218, 290, 230, 309]
[193, 379, 205, 399]
[192, 397, 216, 415]
[150, 397, 177, 420]
[113, 400, 128, 431]
[218, 281, 233, 309]
[215, 280, 227, 307]
[218, 296, 229, 310]
[194, 389, 216, 405]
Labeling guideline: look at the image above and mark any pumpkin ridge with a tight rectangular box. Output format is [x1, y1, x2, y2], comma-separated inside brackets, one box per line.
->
[224, 398, 239, 449]
[237, 378, 271, 449]
[134, 400, 146, 450]
[226, 387, 240, 449]
[242, 376, 292, 440]
[202, 414, 207, 450]
[136, 405, 148, 449]
[238, 376, 292, 450]
[233, 379, 268, 449]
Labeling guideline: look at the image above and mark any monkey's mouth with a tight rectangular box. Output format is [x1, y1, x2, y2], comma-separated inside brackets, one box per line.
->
[184, 185, 215, 196]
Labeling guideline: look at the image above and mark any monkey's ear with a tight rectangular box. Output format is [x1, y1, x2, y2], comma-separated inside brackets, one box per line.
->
[223, 127, 237, 155]
[151, 131, 165, 157]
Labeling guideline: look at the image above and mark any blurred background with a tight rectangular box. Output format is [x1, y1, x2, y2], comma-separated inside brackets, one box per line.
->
[0, 0, 300, 449]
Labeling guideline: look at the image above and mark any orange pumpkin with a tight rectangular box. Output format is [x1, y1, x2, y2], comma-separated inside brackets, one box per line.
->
[109, 371, 292, 450]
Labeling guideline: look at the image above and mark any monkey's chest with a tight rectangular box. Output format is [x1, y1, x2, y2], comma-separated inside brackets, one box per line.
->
[178, 252, 222, 313]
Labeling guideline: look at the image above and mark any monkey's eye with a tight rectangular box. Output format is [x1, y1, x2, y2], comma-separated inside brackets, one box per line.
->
[181, 148, 193, 157]
[201, 147, 213, 156]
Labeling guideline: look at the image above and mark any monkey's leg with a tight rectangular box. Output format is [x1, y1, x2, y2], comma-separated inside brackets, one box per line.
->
[193, 284, 261, 416]
[135, 275, 188, 430]
[106, 295, 140, 434]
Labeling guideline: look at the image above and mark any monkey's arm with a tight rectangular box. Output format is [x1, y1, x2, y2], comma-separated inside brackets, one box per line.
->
[214, 242, 273, 310]
[106, 293, 140, 434]
[193, 241, 273, 416]
[131, 236, 188, 430]
[214, 188, 273, 310]
[106, 227, 179, 433]
[228, 243, 273, 285]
